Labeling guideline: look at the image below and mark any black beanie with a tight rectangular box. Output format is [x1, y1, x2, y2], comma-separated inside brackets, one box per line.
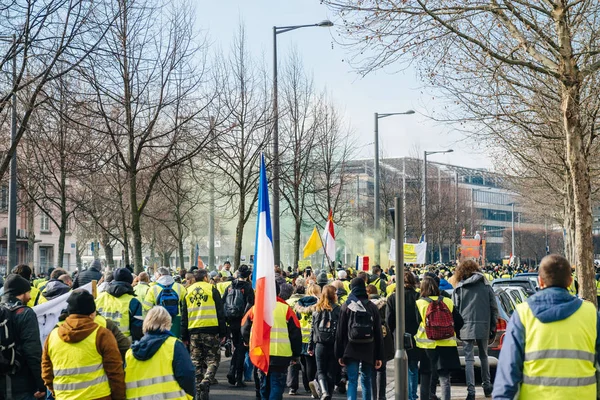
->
[4, 274, 31, 297]
[67, 290, 96, 315]
[113, 268, 133, 284]
[317, 272, 329, 287]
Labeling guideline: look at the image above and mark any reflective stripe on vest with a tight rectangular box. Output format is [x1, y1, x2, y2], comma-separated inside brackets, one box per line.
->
[517, 300, 596, 399]
[185, 281, 218, 328]
[96, 292, 133, 337]
[414, 296, 457, 349]
[48, 326, 111, 400]
[125, 336, 190, 400]
[250, 302, 293, 357]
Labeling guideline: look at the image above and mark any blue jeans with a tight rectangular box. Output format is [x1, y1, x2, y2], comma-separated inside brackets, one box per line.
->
[244, 351, 253, 381]
[259, 370, 286, 400]
[408, 359, 419, 400]
[346, 361, 372, 400]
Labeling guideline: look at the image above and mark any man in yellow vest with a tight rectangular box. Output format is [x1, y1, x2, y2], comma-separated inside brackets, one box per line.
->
[241, 282, 302, 400]
[493, 254, 600, 399]
[96, 268, 143, 341]
[144, 267, 186, 316]
[370, 265, 388, 297]
[41, 290, 125, 400]
[181, 269, 226, 400]
[13, 264, 47, 307]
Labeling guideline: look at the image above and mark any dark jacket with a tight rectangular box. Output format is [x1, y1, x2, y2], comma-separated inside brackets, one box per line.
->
[241, 297, 302, 373]
[181, 282, 226, 340]
[0, 296, 45, 396]
[335, 298, 384, 366]
[386, 287, 420, 337]
[129, 330, 195, 397]
[222, 278, 255, 320]
[42, 280, 71, 301]
[309, 304, 341, 351]
[42, 314, 125, 400]
[493, 287, 600, 400]
[106, 281, 143, 341]
[72, 265, 102, 289]
[451, 272, 498, 340]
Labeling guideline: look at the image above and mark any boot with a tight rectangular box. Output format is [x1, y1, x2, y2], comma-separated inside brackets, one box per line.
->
[377, 369, 387, 400]
[319, 378, 331, 400]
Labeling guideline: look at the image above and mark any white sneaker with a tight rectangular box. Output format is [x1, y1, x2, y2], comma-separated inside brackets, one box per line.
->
[308, 380, 320, 399]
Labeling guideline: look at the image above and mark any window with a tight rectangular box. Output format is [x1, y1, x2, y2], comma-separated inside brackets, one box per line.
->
[41, 213, 49, 232]
[0, 186, 7, 212]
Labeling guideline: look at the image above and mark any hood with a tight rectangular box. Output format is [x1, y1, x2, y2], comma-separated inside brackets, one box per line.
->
[526, 287, 582, 323]
[107, 281, 135, 297]
[369, 296, 386, 310]
[131, 330, 172, 361]
[456, 272, 486, 288]
[58, 315, 98, 343]
[439, 278, 453, 290]
[336, 288, 348, 297]
[157, 275, 175, 286]
[295, 296, 318, 314]
[42, 280, 71, 300]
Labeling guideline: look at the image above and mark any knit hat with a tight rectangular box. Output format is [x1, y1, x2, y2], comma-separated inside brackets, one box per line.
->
[317, 272, 329, 287]
[3, 274, 31, 297]
[114, 267, 133, 284]
[90, 259, 102, 271]
[67, 290, 96, 315]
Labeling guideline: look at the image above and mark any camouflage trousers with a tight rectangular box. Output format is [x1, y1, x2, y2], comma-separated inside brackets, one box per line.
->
[190, 333, 221, 392]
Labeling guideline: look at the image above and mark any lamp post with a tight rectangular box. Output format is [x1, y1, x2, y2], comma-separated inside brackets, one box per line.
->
[511, 202, 515, 262]
[373, 110, 414, 265]
[272, 20, 332, 266]
[422, 149, 453, 263]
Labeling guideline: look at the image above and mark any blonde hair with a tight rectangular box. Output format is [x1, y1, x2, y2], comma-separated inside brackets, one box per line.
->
[316, 285, 336, 312]
[143, 306, 172, 333]
[306, 283, 321, 297]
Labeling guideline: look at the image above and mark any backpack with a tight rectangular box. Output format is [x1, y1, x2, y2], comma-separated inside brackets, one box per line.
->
[315, 310, 336, 344]
[156, 283, 180, 317]
[347, 301, 374, 343]
[224, 286, 246, 318]
[423, 297, 455, 340]
[0, 305, 21, 375]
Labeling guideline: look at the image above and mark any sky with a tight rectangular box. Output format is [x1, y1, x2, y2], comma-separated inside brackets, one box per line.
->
[195, 0, 493, 170]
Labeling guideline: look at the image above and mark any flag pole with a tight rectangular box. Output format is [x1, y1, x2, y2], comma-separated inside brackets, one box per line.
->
[320, 232, 334, 274]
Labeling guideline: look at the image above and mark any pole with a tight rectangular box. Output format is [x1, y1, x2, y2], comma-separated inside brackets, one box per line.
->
[394, 196, 408, 400]
[374, 113, 380, 265]
[272, 26, 281, 266]
[454, 171, 459, 262]
[511, 203, 515, 260]
[402, 158, 407, 242]
[8, 34, 17, 271]
[208, 117, 215, 270]
[422, 152, 427, 261]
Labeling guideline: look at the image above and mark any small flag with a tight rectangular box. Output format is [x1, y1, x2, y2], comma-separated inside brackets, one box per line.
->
[322, 210, 336, 262]
[419, 234, 425, 243]
[356, 255, 369, 271]
[303, 227, 322, 259]
[249, 154, 276, 373]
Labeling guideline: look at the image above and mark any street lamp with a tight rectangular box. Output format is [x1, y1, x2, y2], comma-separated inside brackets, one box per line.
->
[373, 110, 415, 265]
[422, 149, 453, 263]
[272, 20, 333, 266]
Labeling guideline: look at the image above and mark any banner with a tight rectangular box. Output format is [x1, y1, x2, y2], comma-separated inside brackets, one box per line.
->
[389, 239, 427, 264]
[33, 282, 93, 345]
[297, 260, 312, 272]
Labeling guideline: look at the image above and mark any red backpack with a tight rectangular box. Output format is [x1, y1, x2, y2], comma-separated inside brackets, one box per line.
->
[423, 297, 455, 340]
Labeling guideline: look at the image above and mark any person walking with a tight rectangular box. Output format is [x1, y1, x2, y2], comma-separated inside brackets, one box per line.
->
[144, 267, 187, 335]
[181, 269, 226, 400]
[124, 306, 195, 399]
[366, 285, 392, 400]
[223, 264, 255, 387]
[133, 271, 151, 300]
[335, 277, 384, 400]
[294, 283, 321, 399]
[72, 259, 103, 289]
[0, 274, 46, 400]
[415, 277, 463, 400]
[387, 271, 420, 400]
[452, 260, 498, 399]
[41, 290, 125, 400]
[493, 254, 600, 400]
[12, 265, 46, 307]
[241, 282, 302, 400]
[95, 267, 143, 341]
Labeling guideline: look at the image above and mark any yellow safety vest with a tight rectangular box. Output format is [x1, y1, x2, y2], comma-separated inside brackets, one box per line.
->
[34, 278, 47, 289]
[216, 281, 232, 297]
[596, 281, 600, 297]
[568, 274, 577, 295]
[373, 278, 386, 296]
[299, 310, 312, 344]
[386, 283, 397, 297]
[342, 281, 351, 294]
[96, 292, 133, 337]
[484, 273, 494, 283]
[185, 281, 218, 329]
[27, 286, 46, 308]
[134, 282, 150, 301]
[501, 274, 511, 279]
[415, 296, 457, 349]
[143, 282, 186, 315]
[338, 293, 348, 305]
[47, 326, 111, 400]
[516, 300, 596, 399]
[125, 336, 192, 400]
[250, 302, 293, 357]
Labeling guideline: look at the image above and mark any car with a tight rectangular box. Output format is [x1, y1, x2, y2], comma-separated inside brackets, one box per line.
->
[502, 286, 528, 304]
[514, 272, 539, 289]
[491, 277, 537, 297]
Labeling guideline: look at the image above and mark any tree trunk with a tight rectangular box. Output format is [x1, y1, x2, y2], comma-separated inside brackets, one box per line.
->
[162, 251, 171, 268]
[27, 202, 35, 267]
[562, 82, 595, 305]
[101, 231, 115, 269]
[76, 243, 83, 273]
[129, 167, 143, 273]
[564, 178, 576, 263]
[293, 217, 301, 270]
[234, 214, 244, 270]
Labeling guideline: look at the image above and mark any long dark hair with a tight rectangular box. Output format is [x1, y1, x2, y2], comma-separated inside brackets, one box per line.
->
[420, 276, 440, 298]
[404, 271, 417, 290]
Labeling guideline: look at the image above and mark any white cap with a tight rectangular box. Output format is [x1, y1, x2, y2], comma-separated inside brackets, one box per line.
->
[337, 270, 347, 280]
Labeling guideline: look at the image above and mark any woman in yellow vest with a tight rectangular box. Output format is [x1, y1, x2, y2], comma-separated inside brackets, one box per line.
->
[41, 290, 125, 400]
[415, 277, 463, 400]
[294, 283, 321, 399]
[125, 306, 195, 399]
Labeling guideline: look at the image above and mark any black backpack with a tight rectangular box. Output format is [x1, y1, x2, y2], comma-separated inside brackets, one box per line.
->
[224, 286, 246, 318]
[156, 284, 180, 317]
[347, 301, 374, 343]
[315, 310, 336, 344]
[0, 305, 21, 375]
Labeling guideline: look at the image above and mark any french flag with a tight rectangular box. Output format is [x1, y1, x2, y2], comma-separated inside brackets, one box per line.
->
[250, 154, 276, 373]
[323, 209, 336, 263]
